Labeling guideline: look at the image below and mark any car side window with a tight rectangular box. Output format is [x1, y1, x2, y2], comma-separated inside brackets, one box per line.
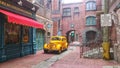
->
[62, 38, 66, 41]
[62, 38, 64, 41]
[51, 37, 61, 41]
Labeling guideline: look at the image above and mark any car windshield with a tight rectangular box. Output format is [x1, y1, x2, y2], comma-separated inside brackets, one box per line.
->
[51, 37, 61, 41]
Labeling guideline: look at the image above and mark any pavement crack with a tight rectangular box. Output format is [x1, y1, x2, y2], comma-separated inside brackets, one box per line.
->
[33, 46, 76, 68]
[44, 58, 50, 61]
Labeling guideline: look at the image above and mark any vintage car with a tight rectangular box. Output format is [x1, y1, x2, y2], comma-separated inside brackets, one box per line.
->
[43, 36, 68, 54]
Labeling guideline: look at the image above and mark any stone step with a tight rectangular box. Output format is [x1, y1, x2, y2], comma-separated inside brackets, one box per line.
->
[83, 47, 113, 59]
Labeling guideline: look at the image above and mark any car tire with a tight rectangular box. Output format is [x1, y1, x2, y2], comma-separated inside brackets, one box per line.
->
[57, 47, 62, 54]
[44, 50, 48, 53]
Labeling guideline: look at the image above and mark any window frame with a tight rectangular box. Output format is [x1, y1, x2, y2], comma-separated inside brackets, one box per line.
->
[86, 16, 96, 25]
[4, 23, 21, 45]
[62, 8, 71, 17]
[86, 1, 96, 11]
[22, 26, 30, 44]
[74, 7, 79, 13]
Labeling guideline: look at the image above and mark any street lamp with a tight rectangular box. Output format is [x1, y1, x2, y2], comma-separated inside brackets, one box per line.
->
[70, 24, 74, 28]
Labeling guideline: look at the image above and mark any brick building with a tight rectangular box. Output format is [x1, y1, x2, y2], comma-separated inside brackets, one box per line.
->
[108, 0, 120, 63]
[0, 0, 44, 62]
[52, 0, 61, 36]
[61, 0, 102, 43]
[28, 0, 53, 49]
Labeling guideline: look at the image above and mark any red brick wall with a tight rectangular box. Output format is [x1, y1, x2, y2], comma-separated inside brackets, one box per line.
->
[53, 22, 58, 36]
[52, 0, 60, 11]
[61, 0, 101, 42]
[52, 0, 61, 36]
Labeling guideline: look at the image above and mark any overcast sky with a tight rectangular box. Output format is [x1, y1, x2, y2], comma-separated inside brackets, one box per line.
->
[62, 0, 83, 4]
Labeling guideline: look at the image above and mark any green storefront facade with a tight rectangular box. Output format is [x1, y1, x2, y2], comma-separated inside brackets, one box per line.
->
[36, 29, 45, 50]
[0, 0, 43, 62]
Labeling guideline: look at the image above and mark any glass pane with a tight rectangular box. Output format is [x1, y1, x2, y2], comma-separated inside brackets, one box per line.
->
[86, 3, 89, 10]
[22, 26, 30, 43]
[86, 18, 89, 25]
[4, 23, 20, 45]
[86, 1, 96, 10]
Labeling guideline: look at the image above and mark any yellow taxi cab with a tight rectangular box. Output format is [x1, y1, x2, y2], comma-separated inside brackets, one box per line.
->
[43, 36, 68, 54]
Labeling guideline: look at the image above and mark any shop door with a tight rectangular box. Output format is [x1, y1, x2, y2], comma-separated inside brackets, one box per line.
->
[36, 31, 44, 50]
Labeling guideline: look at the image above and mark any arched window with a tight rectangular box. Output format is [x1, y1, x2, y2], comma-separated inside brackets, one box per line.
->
[86, 1, 96, 11]
[86, 31, 97, 42]
[86, 16, 96, 25]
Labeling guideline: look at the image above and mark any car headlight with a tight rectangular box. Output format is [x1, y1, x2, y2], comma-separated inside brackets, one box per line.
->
[44, 44, 48, 48]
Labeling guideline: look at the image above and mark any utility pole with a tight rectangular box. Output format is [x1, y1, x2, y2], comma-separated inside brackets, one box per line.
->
[102, 0, 110, 60]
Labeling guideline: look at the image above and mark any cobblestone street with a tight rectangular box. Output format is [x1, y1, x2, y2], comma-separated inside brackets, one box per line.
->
[49, 46, 120, 68]
[0, 51, 54, 68]
[0, 46, 120, 68]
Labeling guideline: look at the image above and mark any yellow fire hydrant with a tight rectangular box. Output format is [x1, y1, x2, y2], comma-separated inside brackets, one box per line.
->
[102, 42, 110, 60]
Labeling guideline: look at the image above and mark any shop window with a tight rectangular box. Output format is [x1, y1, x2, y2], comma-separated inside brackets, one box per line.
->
[4, 23, 20, 45]
[22, 26, 30, 43]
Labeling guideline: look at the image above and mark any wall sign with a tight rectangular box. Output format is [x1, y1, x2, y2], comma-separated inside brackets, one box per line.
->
[0, 0, 38, 17]
[101, 14, 112, 26]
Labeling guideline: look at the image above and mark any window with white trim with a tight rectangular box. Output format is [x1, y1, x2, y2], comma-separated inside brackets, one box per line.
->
[86, 16, 96, 25]
[86, 1, 96, 11]
[62, 8, 71, 17]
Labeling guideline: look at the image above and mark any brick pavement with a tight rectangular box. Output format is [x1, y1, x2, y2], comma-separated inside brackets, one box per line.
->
[0, 50, 54, 68]
[50, 46, 120, 68]
[0, 46, 120, 68]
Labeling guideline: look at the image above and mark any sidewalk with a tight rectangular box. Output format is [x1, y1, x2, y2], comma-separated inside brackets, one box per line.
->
[50, 46, 120, 68]
[0, 50, 54, 68]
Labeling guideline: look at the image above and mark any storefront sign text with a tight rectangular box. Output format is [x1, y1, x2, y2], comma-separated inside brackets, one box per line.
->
[0, 1, 32, 16]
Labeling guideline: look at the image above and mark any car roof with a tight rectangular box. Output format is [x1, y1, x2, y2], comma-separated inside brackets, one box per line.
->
[51, 36, 66, 38]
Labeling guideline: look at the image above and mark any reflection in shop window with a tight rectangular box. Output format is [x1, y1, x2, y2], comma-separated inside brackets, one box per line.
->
[22, 26, 30, 43]
[4, 23, 20, 45]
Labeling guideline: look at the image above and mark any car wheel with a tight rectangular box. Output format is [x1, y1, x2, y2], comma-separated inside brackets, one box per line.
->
[57, 47, 62, 54]
[44, 50, 48, 53]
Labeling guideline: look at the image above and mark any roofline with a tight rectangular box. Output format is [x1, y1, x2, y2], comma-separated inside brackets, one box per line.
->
[62, 2, 83, 5]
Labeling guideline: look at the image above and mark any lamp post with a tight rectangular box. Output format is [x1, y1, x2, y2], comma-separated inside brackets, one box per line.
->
[45, 23, 52, 43]
[70, 24, 75, 42]
[102, 0, 110, 60]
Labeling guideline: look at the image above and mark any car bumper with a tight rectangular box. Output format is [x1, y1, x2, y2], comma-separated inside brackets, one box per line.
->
[44, 48, 59, 52]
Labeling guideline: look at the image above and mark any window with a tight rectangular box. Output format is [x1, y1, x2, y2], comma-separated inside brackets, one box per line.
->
[38, 0, 44, 5]
[46, 0, 51, 9]
[62, 8, 71, 17]
[86, 31, 96, 42]
[86, 1, 96, 11]
[4, 23, 20, 45]
[86, 16, 96, 25]
[22, 26, 30, 43]
[74, 7, 79, 13]
[51, 37, 61, 41]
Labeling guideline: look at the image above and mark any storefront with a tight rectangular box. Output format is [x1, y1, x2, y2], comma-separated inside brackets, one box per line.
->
[0, 0, 43, 62]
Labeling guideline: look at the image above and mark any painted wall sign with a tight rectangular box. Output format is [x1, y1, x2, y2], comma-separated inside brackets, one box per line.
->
[0, 0, 38, 17]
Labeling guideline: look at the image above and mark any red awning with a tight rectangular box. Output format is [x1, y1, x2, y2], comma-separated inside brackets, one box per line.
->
[0, 9, 43, 29]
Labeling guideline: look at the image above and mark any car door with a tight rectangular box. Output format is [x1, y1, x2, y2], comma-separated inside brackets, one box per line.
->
[62, 38, 66, 49]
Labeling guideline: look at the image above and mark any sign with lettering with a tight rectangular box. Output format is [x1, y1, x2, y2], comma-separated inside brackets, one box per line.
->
[0, 0, 38, 18]
[101, 14, 112, 26]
